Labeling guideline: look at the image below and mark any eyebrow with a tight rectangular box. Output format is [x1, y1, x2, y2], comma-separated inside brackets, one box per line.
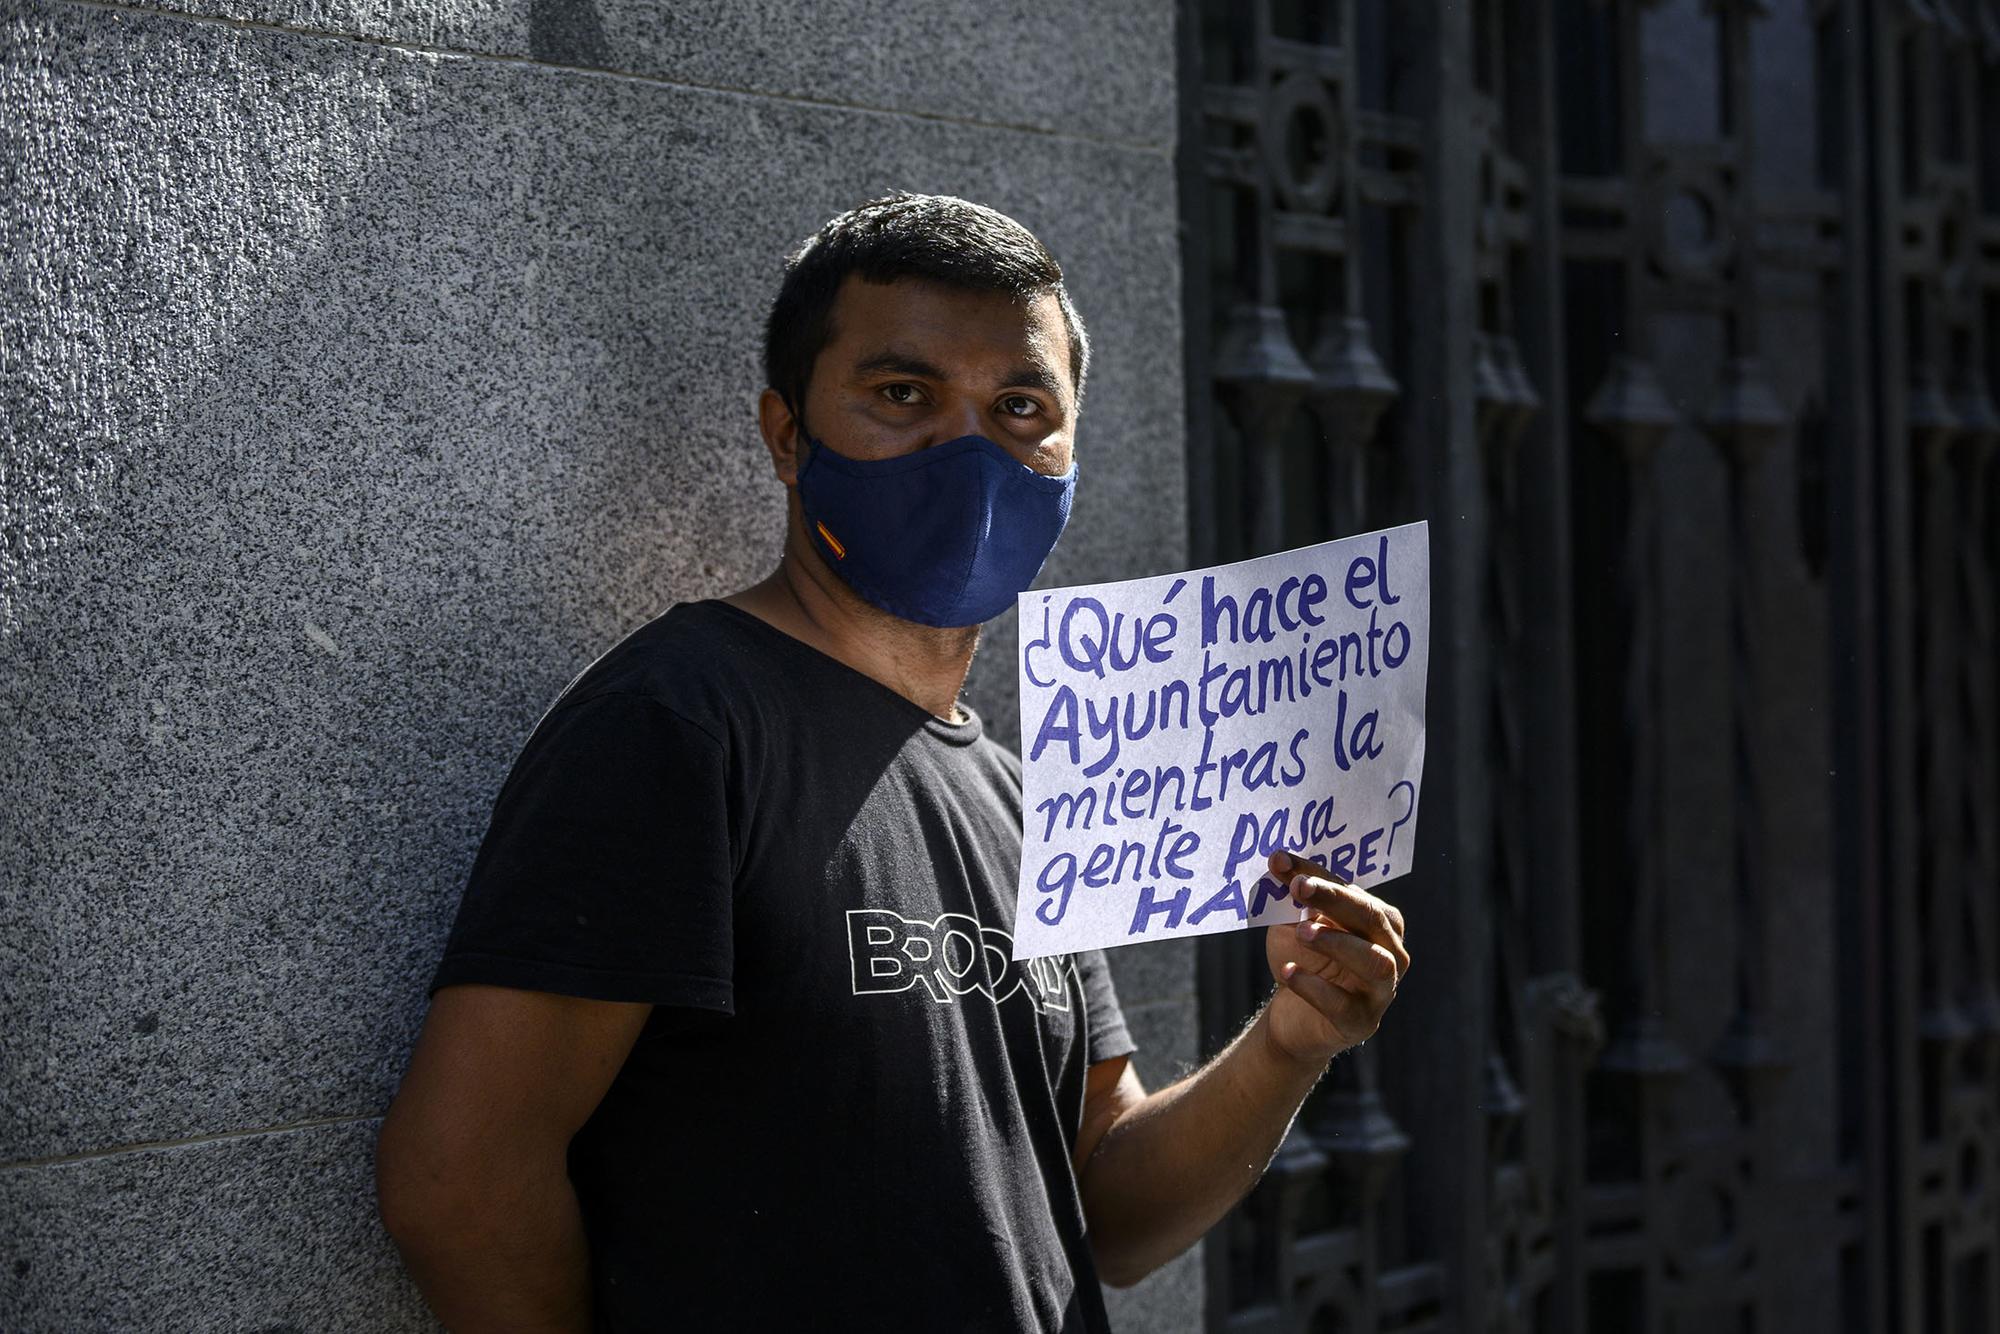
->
[849, 349, 1067, 401]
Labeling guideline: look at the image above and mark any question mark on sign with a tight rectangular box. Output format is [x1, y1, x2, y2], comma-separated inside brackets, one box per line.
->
[1382, 780, 1417, 873]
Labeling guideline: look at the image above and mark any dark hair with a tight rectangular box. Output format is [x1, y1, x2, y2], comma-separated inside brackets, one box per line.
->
[762, 191, 1091, 428]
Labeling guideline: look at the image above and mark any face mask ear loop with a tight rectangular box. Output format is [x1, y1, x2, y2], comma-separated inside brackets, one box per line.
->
[790, 398, 817, 472]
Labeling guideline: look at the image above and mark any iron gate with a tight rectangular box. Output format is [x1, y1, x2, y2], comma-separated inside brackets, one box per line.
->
[1176, 1, 2000, 1330]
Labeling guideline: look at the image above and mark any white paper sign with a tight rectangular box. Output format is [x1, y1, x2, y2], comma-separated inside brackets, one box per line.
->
[1009, 522, 1430, 960]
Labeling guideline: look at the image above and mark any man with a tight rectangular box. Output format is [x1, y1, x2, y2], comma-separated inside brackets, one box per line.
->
[375, 192, 1410, 1332]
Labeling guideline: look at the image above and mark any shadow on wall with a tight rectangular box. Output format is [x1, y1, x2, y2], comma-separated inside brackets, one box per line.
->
[5, 10, 790, 1324]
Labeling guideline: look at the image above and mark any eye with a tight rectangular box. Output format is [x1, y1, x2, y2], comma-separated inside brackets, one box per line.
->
[880, 382, 924, 406]
[999, 395, 1042, 418]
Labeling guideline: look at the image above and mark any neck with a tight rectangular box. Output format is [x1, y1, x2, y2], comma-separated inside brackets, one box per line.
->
[725, 526, 980, 725]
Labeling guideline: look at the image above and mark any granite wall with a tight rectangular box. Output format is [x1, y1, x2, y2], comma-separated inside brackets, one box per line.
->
[0, 0, 1198, 1326]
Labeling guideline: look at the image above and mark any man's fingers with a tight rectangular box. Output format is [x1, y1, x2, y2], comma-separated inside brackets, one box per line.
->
[1269, 848, 1408, 936]
[1277, 962, 1374, 1044]
[1279, 959, 1347, 1012]
[1295, 918, 1401, 988]
[1270, 856, 1410, 979]
[1268, 848, 1348, 887]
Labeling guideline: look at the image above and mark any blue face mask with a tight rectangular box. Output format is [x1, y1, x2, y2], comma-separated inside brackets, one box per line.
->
[794, 425, 1077, 628]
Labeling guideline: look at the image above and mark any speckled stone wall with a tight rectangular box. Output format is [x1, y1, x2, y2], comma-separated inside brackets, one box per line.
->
[0, 0, 1196, 1327]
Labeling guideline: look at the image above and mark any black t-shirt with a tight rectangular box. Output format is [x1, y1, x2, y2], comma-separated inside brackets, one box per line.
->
[426, 598, 1137, 1332]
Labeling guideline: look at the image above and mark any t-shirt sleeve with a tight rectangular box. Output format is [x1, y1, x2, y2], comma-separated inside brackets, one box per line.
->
[1074, 948, 1136, 1065]
[426, 690, 737, 1013]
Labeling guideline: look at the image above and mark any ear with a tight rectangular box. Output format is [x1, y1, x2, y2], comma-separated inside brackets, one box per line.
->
[756, 388, 806, 487]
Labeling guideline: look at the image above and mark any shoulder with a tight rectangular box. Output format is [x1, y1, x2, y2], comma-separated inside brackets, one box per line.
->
[539, 600, 774, 743]
[950, 730, 1026, 819]
[975, 732, 1024, 785]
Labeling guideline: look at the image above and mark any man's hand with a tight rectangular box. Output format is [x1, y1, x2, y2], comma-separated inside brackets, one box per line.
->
[1261, 849, 1410, 1067]
[1074, 850, 1412, 1285]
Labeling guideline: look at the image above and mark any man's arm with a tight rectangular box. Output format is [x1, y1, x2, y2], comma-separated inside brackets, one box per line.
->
[1071, 851, 1410, 1288]
[374, 983, 653, 1333]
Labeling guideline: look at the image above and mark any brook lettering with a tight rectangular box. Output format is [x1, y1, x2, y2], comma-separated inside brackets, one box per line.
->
[847, 909, 1074, 1014]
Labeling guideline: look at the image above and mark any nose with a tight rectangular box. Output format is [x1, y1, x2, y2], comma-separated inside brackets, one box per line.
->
[936, 400, 987, 446]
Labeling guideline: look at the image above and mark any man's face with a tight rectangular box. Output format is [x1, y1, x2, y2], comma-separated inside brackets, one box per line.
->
[794, 273, 1076, 479]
